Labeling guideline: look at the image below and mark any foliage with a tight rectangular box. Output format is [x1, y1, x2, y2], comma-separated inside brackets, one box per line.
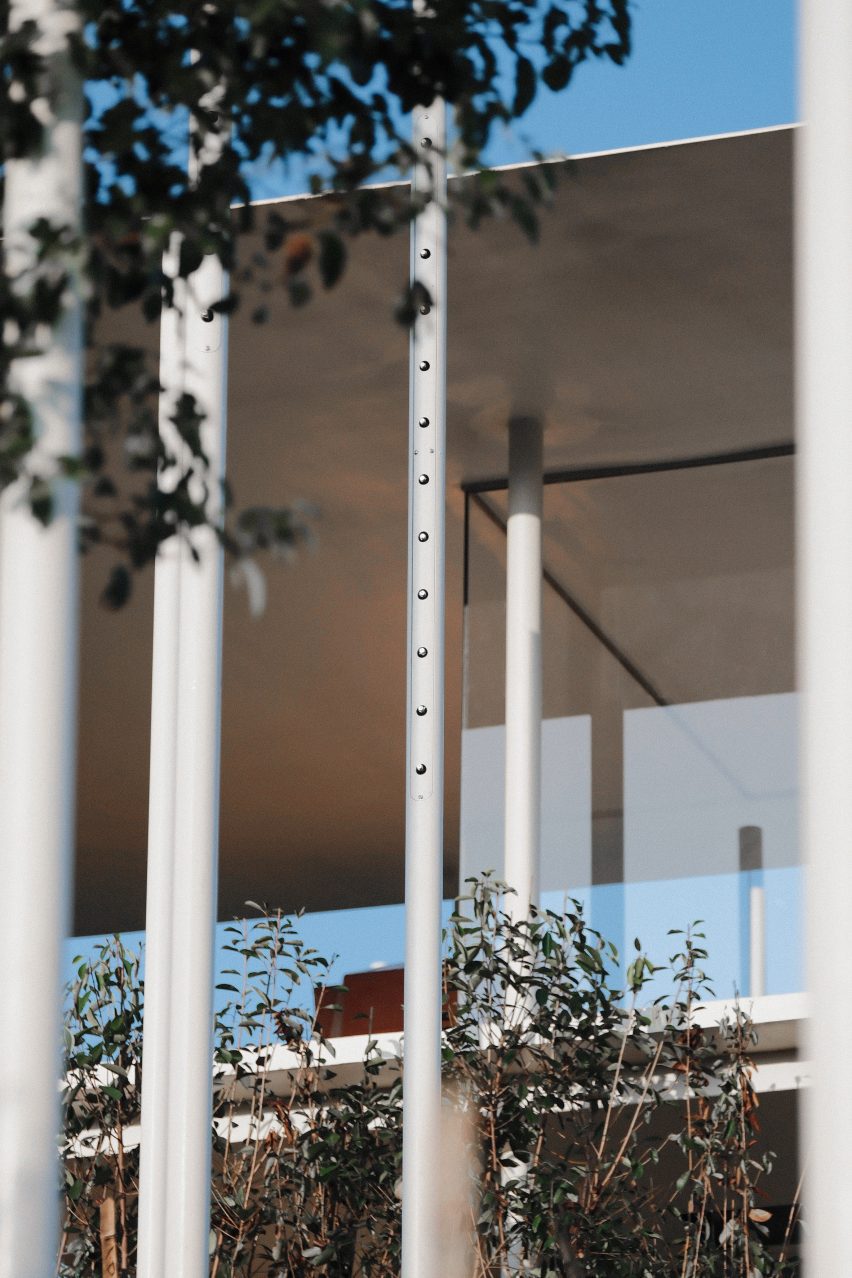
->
[1, 0, 632, 602]
[59, 877, 799, 1275]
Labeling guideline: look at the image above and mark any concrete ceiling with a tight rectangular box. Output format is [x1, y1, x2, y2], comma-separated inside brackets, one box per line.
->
[73, 126, 794, 935]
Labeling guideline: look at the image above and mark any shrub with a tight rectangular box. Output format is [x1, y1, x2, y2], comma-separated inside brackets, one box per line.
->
[59, 878, 799, 1276]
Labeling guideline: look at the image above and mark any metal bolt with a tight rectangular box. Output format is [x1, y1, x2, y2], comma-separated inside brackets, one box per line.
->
[419, 416, 429, 428]
[417, 646, 428, 657]
[419, 360, 430, 371]
[420, 305, 430, 315]
[416, 763, 427, 775]
[418, 531, 429, 542]
[416, 705, 427, 716]
[201, 308, 214, 323]
[418, 474, 429, 485]
[420, 248, 431, 260]
[417, 589, 428, 600]
[421, 138, 432, 149]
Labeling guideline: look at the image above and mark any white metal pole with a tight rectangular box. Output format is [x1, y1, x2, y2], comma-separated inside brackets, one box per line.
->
[748, 883, 766, 999]
[0, 4, 82, 1277]
[164, 252, 228, 1277]
[797, 3, 852, 1275]
[137, 253, 228, 1278]
[401, 98, 447, 1278]
[504, 417, 543, 920]
[137, 246, 187, 1278]
[738, 824, 765, 999]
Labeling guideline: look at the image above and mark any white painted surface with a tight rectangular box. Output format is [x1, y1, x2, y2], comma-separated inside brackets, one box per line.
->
[137, 252, 228, 1278]
[402, 98, 447, 1278]
[796, 3, 852, 1275]
[0, 4, 82, 1276]
[504, 418, 543, 919]
[136, 243, 186, 1278]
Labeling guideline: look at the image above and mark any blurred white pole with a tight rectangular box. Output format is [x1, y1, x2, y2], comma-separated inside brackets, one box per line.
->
[402, 98, 447, 1278]
[137, 247, 187, 1278]
[0, 4, 82, 1278]
[748, 884, 766, 999]
[797, 2, 852, 1276]
[165, 251, 228, 1277]
[504, 417, 543, 920]
[138, 253, 228, 1278]
[738, 825, 765, 999]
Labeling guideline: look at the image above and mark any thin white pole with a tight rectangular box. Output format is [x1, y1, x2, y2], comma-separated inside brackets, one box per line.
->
[797, 2, 852, 1275]
[164, 252, 228, 1276]
[738, 825, 765, 999]
[136, 245, 187, 1278]
[401, 98, 447, 1278]
[137, 253, 228, 1278]
[748, 883, 766, 999]
[0, 4, 82, 1277]
[504, 417, 543, 920]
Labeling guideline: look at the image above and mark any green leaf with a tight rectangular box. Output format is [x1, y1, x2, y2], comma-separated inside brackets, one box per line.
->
[318, 231, 346, 289]
[513, 56, 537, 116]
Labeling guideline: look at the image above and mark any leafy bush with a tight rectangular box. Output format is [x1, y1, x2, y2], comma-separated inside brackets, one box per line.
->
[59, 878, 799, 1276]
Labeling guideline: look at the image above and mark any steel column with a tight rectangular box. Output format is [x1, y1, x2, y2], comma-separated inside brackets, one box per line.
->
[504, 417, 543, 919]
[137, 245, 187, 1278]
[137, 253, 228, 1278]
[797, 2, 852, 1275]
[401, 99, 447, 1278]
[0, 4, 82, 1277]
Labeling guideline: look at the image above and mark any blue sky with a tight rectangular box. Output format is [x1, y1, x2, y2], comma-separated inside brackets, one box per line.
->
[482, 0, 797, 163]
[246, 0, 797, 198]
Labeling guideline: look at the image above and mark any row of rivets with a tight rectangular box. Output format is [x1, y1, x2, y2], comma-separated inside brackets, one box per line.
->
[412, 110, 439, 795]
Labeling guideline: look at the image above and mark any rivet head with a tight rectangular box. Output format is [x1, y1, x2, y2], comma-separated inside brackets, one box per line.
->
[420, 305, 430, 315]
[421, 138, 432, 149]
[417, 588, 428, 600]
[419, 360, 430, 371]
[417, 646, 428, 657]
[418, 474, 429, 485]
[416, 705, 428, 716]
[416, 763, 427, 775]
[420, 248, 431, 260]
[418, 531, 429, 542]
[201, 308, 214, 323]
[418, 416, 429, 428]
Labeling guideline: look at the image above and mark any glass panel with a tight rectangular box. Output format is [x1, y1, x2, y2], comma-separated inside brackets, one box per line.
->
[460, 455, 801, 996]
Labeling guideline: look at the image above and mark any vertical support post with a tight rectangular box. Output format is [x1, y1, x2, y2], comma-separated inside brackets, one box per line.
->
[0, 5, 82, 1278]
[137, 251, 228, 1278]
[402, 98, 447, 1278]
[504, 417, 543, 919]
[136, 248, 186, 1278]
[797, 3, 852, 1275]
[738, 825, 765, 999]
[165, 253, 228, 1276]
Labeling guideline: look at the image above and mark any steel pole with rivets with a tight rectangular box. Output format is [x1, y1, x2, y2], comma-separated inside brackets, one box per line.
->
[401, 98, 448, 1278]
[0, 5, 82, 1277]
[797, 2, 852, 1275]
